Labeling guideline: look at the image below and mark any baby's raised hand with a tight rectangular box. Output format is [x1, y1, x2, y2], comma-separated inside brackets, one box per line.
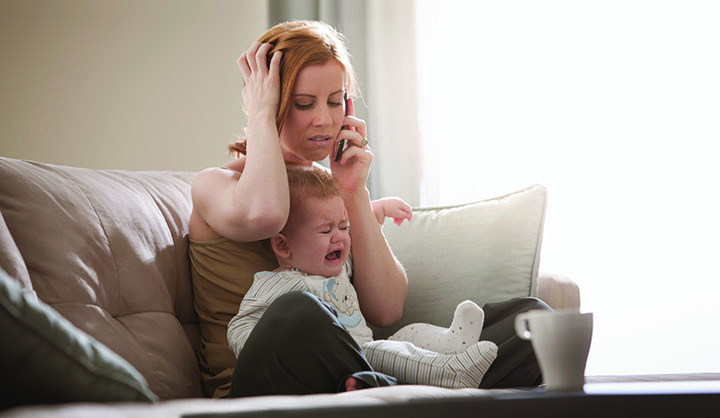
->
[371, 197, 413, 226]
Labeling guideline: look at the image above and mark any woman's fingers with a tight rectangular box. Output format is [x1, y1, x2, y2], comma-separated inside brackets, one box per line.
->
[342, 98, 368, 139]
[346, 96, 355, 117]
[246, 42, 260, 73]
[336, 138, 373, 165]
[237, 52, 251, 79]
[255, 43, 273, 75]
[337, 128, 368, 150]
[343, 116, 367, 140]
[239, 42, 279, 81]
[268, 50, 282, 80]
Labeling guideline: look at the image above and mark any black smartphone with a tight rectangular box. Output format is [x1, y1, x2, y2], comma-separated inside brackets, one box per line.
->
[334, 93, 349, 162]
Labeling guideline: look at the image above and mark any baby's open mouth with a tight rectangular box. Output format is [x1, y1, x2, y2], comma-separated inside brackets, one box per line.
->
[325, 250, 342, 261]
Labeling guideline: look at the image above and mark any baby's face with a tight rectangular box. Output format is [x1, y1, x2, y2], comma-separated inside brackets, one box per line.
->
[284, 195, 350, 277]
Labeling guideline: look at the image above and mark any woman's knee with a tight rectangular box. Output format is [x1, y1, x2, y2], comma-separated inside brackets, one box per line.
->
[519, 296, 553, 312]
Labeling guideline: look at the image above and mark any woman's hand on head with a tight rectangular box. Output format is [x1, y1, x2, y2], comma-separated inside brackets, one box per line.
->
[237, 42, 282, 119]
[330, 97, 373, 198]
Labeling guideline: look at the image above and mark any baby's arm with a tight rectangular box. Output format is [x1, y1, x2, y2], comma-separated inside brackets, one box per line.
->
[227, 272, 306, 357]
[370, 197, 413, 226]
[227, 296, 268, 358]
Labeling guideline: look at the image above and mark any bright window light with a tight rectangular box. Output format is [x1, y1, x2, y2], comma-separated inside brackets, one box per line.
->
[415, 0, 720, 376]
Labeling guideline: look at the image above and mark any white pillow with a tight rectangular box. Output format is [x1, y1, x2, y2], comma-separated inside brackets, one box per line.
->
[374, 184, 547, 339]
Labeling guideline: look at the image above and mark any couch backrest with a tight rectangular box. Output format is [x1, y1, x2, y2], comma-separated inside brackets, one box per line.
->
[0, 157, 202, 399]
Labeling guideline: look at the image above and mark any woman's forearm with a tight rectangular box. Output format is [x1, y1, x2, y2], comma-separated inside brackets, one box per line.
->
[345, 189, 408, 327]
[234, 112, 289, 235]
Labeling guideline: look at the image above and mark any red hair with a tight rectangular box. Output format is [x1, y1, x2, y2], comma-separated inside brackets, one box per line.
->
[229, 20, 358, 157]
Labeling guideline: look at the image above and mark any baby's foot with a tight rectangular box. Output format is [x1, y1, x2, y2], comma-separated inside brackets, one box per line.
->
[344, 376, 359, 392]
[343, 376, 370, 392]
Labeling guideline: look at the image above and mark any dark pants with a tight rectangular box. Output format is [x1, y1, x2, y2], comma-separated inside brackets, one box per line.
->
[228, 291, 396, 398]
[229, 292, 549, 397]
[479, 297, 551, 388]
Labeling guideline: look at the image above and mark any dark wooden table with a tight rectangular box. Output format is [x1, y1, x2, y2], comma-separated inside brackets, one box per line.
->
[186, 378, 720, 418]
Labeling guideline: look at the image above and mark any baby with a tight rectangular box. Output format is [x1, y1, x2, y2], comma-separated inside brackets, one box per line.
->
[227, 169, 497, 390]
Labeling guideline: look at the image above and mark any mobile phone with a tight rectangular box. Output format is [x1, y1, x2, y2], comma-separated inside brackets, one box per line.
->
[334, 93, 349, 162]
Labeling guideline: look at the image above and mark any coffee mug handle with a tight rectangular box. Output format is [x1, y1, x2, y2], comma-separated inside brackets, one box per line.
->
[515, 313, 532, 340]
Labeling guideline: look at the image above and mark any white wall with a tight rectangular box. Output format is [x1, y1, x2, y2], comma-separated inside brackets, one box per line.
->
[0, 0, 267, 171]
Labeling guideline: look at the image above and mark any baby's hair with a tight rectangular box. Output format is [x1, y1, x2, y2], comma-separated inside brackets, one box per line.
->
[284, 168, 341, 231]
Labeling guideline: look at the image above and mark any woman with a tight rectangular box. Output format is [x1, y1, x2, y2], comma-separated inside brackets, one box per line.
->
[189, 20, 547, 398]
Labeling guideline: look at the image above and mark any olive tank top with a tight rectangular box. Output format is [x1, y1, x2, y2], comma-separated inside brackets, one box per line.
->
[189, 236, 278, 398]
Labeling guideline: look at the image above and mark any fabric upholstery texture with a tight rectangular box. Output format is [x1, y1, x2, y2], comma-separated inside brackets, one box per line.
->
[375, 185, 547, 339]
[0, 267, 156, 408]
[363, 340, 497, 388]
[0, 157, 202, 399]
[0, 211, 33, 295]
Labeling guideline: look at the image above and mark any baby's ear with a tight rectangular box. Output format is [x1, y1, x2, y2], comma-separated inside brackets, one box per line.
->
[271, 234, 291, 259]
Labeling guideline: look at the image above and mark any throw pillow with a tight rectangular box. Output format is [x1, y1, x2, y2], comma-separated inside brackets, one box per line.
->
[375, 184, 547, 339]
[0, 267, 156, 410]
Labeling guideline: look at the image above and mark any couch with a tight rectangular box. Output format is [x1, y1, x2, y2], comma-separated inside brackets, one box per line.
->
[0, 156, 581, 417]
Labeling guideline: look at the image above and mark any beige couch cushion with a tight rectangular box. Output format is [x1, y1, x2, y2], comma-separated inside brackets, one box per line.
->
[1, 267, 156, 407]
[375, 185, 547, 339]
[0, 157, 202, 399]
[0, 211, 33, 294]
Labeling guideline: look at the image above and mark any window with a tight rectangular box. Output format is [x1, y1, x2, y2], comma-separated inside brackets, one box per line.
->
[415, 0, 720, 375]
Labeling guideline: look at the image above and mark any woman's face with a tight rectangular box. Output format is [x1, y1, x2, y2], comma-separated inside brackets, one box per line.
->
[279, 60, 346, 166]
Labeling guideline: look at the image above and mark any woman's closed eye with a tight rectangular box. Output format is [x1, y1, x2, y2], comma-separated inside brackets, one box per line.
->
[294, 101, 344, 110]
[295, 102, 313, 110]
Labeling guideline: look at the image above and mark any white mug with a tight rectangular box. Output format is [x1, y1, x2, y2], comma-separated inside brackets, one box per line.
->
[515, 310, 593, 391]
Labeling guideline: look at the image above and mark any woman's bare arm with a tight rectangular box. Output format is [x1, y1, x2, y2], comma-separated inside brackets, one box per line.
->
[345, 190, 409, 327]
[190, 43, 289, 243]
[331, 98, 408, 327]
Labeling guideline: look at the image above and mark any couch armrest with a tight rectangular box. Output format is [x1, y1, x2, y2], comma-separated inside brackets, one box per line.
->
[536, 272, 581, 311]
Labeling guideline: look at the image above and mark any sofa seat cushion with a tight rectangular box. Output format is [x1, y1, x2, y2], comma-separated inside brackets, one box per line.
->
[0, 157, 202, 399]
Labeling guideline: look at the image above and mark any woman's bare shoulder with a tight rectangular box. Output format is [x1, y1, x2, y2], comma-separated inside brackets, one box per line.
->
[193, 157, 246, 186]
[189, 157, 246, 240]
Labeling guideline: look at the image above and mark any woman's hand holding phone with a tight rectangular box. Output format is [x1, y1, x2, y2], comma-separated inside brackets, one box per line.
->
[331, 96, 373, 199]
[334, 93, 350, 162]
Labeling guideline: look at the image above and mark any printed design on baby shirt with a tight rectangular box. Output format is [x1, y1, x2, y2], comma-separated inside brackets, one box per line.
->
[322, 277, 363, 328]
